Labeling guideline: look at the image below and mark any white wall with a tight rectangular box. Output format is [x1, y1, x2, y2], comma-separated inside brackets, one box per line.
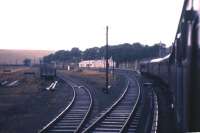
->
[79, 59, 115, 68]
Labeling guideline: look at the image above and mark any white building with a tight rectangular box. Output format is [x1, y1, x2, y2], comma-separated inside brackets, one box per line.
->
[79, 58, 115, 68]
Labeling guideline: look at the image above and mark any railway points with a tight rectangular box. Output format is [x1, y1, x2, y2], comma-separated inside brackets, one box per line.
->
[39, 78, 93, 133]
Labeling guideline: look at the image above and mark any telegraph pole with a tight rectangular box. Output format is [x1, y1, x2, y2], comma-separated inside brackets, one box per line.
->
[103, 26, 109, 93]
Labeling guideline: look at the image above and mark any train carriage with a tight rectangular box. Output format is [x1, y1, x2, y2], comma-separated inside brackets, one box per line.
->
[40, 62, 56, 79]
[140, 0, 200, 132]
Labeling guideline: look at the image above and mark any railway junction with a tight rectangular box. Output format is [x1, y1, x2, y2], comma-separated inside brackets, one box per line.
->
[0, 0, 199, 132]
[0, 66, 174, 133]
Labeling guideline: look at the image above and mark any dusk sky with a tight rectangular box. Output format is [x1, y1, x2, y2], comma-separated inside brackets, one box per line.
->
[0, 0, 184, 51]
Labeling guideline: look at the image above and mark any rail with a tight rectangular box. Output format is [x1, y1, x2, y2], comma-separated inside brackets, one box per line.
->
[120, 77, 141, 132]
[151, 90, 159, 133]
[38, 75, 93, 133]
[82, 80, 130, 132]
[75, 86, 93, 133]
[38, 78, 76, 133]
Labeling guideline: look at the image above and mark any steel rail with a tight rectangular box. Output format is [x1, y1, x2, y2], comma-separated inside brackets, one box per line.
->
[75, 86, 93, 133]
[120, 77, 141, 132]
[82, 80, 130, 132]
[151, 90, 159, 133]
[58, 74, 94, 133]
[38, 78, 76, 133]
[38, 76, 93, 133]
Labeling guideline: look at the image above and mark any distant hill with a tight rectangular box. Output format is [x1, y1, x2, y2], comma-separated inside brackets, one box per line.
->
[0, 49, 54, 65]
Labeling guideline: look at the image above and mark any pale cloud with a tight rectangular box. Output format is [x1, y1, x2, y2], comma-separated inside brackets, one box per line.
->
[0, 0, 183, 50]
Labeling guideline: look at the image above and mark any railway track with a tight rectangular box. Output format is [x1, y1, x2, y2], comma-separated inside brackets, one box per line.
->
[121, 79, 143, 133]
[151, 90, 158, 133]
[38, 79, 93, 133]
[82, 76, 141, 133]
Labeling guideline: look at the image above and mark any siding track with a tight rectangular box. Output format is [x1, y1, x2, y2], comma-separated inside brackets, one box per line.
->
[83, 76, 141, 133]
[38, 78, 93, 133]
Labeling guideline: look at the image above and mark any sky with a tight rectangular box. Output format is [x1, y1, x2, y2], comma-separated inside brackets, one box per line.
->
[0, 0, 184, 51]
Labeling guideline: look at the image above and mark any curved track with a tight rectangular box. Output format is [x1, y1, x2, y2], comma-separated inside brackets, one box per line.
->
[38, 79, 93, 133]
[83, 76, 141, 132]
[151, 90, 158, 133]
[121, 79, 142, 133]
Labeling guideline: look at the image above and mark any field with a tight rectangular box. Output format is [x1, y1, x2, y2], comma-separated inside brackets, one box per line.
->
[0, 67, 73, 133]
[0, 49, 53, 64]
[0, 66, 31, 85]
[0, 66, 29, 74]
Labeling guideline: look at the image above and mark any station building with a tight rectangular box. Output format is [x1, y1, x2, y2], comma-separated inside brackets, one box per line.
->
[79, 58, 115, 68]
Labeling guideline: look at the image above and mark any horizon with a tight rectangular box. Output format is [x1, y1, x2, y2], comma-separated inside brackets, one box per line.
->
[0, 48, 54, 51]
[0, 41, 170, 52]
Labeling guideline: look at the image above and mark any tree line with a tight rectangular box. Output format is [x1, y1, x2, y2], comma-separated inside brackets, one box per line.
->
[43, 42, 168, 65]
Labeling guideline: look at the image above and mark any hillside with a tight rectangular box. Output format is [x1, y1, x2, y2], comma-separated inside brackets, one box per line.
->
[0, 49, 54, 65]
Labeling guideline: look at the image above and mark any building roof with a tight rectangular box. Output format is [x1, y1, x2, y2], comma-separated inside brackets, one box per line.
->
[150, 54, 170, 63]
